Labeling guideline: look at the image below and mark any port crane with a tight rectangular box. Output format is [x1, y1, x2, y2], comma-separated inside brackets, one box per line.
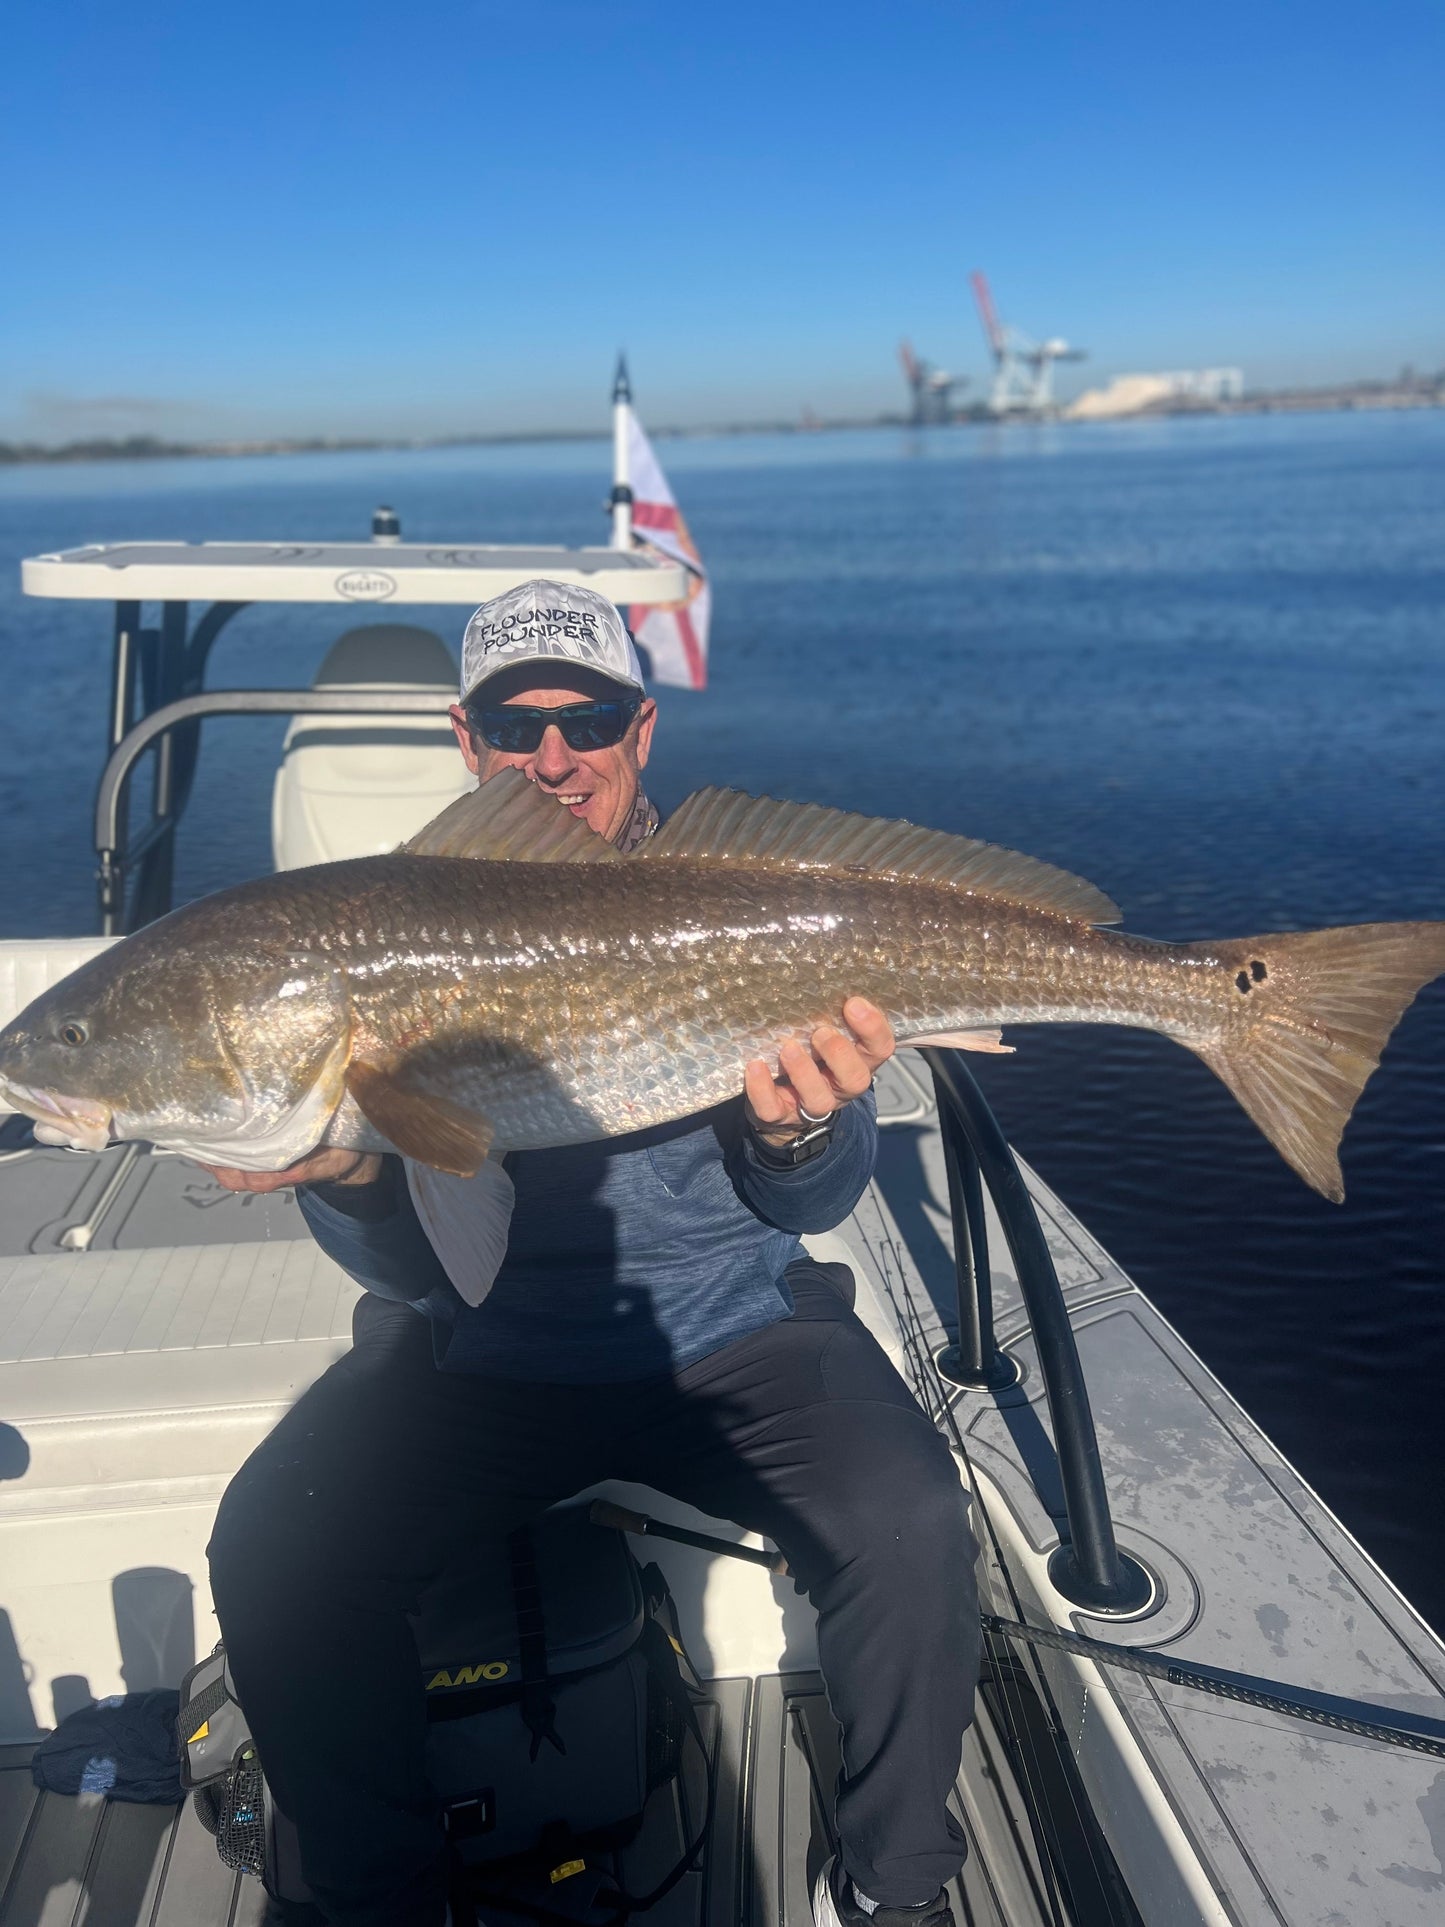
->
[898, 341, 963, 425]
[970, 271, 1084, 415]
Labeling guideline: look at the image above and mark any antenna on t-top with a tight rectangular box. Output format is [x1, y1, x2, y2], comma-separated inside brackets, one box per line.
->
[610, 353, 633, 549]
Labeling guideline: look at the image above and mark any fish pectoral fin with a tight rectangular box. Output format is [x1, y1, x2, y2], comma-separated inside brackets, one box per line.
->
[899, 1029, 1016, 1054]
[642, 789, 1120, 924]
[344, 1062, 494, 1176]
[403, 769, 622, 864]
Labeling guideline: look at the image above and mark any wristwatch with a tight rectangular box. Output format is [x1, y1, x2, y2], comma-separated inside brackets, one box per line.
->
[751, 1113, 835, 1168]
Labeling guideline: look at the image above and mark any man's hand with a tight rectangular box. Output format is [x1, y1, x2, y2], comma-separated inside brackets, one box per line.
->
[744, 998, 896, 1146]
[197, 1149, 383, 1195]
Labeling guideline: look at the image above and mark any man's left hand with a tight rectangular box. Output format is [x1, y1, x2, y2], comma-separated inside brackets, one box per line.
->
[745, 998, 896, 1147]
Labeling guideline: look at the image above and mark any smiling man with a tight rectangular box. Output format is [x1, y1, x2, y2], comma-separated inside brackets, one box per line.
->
[446, 579, 660, 847]
[205, 581, 979, 1927]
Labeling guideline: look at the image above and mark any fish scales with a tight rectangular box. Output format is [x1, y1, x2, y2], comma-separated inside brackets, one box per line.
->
[169, 855, 1225, 1150]
[3, 776, 1443, 1198]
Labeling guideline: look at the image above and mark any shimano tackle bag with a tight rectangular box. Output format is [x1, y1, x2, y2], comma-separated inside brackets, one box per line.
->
[180, 1505, 709, 1914]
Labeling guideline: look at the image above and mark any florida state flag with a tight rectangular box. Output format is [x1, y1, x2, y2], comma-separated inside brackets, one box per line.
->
[624, 407, 710, 690]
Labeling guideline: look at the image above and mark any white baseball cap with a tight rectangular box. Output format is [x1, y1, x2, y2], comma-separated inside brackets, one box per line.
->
[460, 579, 645, 705]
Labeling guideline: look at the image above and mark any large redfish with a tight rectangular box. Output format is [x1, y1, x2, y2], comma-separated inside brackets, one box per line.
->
[1, 773, 1441, 1200]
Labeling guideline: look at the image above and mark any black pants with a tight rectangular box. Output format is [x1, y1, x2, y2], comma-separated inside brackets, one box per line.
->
[209, 1262, 979, 1927]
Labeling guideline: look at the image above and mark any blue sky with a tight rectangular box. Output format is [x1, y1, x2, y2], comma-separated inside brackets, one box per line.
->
[2, 0, 1440, 442]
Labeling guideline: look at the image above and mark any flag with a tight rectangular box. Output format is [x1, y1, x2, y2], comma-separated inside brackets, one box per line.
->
[623, 406, 710, 691]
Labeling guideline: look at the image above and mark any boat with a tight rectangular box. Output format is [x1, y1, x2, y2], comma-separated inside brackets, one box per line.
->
[2, 455, 1444, 1927]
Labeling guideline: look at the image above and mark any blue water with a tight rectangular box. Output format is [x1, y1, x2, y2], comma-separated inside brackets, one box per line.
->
[2, 411, 1443, 1620]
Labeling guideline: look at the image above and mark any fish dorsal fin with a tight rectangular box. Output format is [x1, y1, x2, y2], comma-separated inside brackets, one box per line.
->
[643, 788, 1120, 924]
[403, 769, 621, 863]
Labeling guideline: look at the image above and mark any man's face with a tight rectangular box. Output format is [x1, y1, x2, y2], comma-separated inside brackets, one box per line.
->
[449, 682, 657, 843]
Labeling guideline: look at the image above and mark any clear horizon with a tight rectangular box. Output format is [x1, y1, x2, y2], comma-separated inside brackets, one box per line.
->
[2, 0, 1441, 445]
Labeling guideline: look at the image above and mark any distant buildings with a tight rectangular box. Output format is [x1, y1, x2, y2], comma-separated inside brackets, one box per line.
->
[1066, 369, 1245, 420]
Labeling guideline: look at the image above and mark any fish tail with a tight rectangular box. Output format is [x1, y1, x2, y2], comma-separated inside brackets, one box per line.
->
[1178, 921, 1445, 1201]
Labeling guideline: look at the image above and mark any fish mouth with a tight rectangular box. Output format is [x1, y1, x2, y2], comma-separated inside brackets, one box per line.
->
[0, 1081, 114, 1151]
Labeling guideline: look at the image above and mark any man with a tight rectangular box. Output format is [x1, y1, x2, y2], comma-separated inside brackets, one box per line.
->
[205, 581, 979, 1927]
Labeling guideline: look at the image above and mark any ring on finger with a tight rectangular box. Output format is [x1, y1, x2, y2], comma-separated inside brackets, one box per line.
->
[796, 1103, 834, 1124]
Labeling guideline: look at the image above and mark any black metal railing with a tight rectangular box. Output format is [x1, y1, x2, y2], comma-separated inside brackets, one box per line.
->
[93, 687, 452, 933]
[921, 1049, 1153, 1615]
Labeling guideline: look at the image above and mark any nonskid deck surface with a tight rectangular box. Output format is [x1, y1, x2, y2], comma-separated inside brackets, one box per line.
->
[855, 1111, 1445, 1925]
[0, 1677, 1066, 1927]
[0, 1129, 306, 1262]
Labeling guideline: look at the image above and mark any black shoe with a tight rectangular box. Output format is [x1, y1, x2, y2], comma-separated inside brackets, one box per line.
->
[811, 1856, 954, 1927]
[262, 1899, 329, 1927]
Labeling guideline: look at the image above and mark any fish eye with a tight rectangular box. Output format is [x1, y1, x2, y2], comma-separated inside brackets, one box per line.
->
[59, 1020, 89, 1047]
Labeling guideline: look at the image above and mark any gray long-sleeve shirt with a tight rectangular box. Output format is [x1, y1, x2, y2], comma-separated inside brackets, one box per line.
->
[298, 1091, 878, 1383]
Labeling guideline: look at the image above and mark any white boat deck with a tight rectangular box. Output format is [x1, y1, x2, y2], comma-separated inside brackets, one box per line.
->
[1, 1061, 1443, 1923]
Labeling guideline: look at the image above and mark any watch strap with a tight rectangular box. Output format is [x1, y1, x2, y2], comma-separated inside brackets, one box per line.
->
[751, 1117, 835, 1168]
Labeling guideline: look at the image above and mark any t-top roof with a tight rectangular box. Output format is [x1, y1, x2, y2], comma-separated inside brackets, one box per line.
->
[21, 542, 690, 606]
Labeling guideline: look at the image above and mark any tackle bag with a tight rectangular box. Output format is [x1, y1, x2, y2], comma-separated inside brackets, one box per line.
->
[180, 1505, 710, 1914]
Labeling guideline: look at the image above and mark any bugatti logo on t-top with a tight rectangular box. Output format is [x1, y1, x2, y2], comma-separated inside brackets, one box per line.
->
[335, 570, 397, 601]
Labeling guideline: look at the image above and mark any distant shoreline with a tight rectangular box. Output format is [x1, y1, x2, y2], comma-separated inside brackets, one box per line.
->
[2, 379, 1440, 466]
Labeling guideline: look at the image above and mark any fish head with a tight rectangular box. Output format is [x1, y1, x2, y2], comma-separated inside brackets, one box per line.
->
[0, 929, 352, 1165]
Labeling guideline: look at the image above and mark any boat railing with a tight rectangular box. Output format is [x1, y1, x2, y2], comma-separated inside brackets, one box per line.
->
[94, 687, 450, 934]
[921, 1048, 1153, 1614]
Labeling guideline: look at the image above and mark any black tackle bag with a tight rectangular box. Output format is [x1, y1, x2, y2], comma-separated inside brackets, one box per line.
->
[180, 1506, 710, 1918]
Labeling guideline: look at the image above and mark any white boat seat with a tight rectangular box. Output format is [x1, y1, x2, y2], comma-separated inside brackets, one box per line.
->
[270, 624, 472, 871]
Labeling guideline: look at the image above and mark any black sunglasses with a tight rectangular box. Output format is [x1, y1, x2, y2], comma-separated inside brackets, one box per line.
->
[467, 698, 642, 755]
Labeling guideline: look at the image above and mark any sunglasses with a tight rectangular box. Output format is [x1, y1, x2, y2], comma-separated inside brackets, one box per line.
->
[467, 698, 642, 754]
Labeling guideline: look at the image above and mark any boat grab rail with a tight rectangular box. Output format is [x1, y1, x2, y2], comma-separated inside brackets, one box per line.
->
[93, 687, 452, 934]
[921, 1048, 1153, 1614]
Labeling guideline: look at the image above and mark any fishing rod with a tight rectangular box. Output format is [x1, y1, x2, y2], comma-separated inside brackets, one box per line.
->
[980, 1613, 1445, 1762]
[588, 1500, 790, 1575]
[592, 1503, 1445, 1762]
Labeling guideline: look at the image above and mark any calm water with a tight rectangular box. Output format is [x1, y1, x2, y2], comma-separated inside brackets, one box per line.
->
[2, 412, 1443, 1620]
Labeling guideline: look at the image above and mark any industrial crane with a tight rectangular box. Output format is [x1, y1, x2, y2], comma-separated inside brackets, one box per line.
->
[970, 271, 1085, 415]
[898, 340, 964, 425]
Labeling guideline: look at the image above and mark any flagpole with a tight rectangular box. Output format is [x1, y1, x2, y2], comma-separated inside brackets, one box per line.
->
[610, 354, 633, 551]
